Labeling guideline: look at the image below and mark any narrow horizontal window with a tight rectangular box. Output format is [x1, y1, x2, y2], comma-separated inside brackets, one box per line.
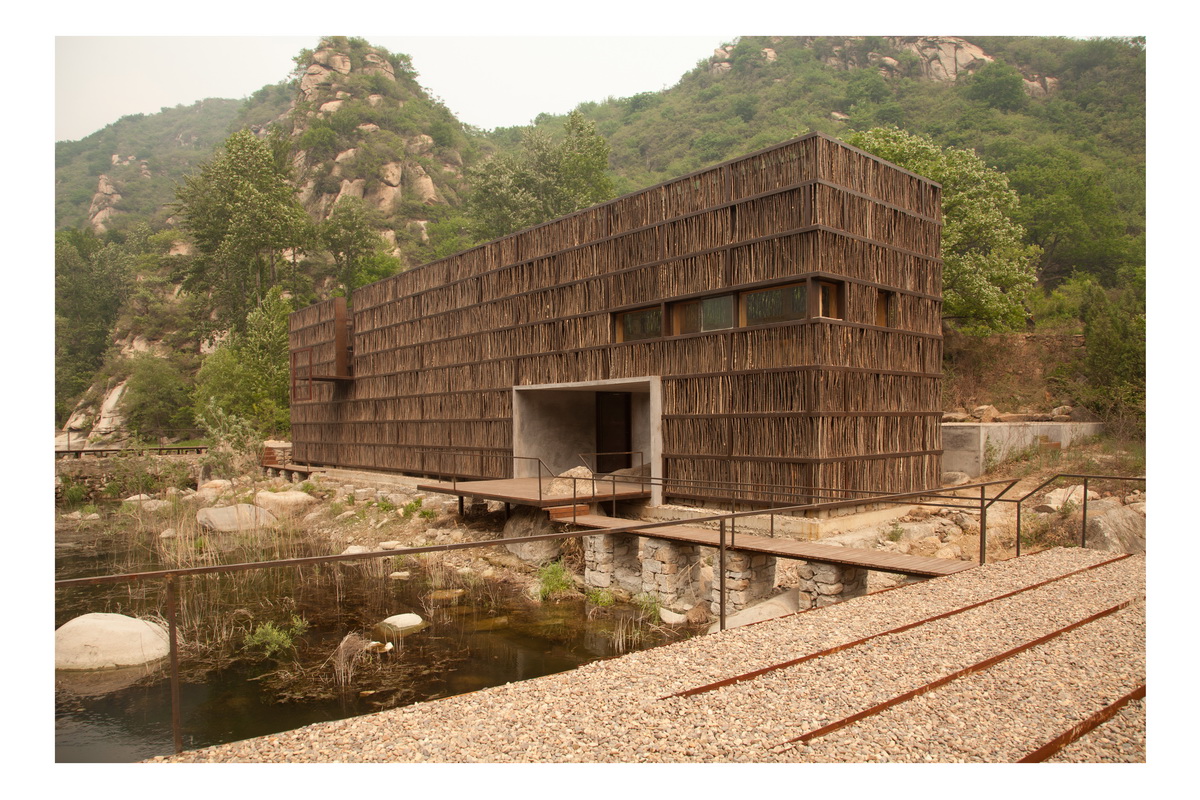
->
[616, 307, 662, 342]
[672, 294, 735, 335]
[742, 283, 808, 326]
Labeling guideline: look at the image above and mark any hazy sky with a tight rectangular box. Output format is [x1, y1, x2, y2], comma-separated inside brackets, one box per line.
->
[55, 35, 732, 142]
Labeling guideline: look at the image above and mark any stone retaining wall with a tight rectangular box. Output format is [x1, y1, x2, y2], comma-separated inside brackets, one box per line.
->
[584, 532, 878, 617]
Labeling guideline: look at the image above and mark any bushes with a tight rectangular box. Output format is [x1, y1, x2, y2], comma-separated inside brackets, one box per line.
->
[537, 561, 575, 601]
[243, 615, 309, 660]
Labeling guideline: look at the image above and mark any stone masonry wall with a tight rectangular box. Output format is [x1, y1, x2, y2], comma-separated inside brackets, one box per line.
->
[641, 538, 705, 611]
[583, 533, 642, 596]
[795, 561, 867, 609]
[708, 551, 777, 615]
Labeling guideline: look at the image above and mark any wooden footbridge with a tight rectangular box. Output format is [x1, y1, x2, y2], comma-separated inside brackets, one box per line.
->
[417, 476, 973, 579]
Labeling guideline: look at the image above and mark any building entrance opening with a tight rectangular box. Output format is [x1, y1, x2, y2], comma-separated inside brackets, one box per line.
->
[512, 378, 662, 506]
[595, 392, 632, 473]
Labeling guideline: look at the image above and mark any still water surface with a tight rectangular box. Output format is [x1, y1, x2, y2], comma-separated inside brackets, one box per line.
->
[55, 522, 692, 762]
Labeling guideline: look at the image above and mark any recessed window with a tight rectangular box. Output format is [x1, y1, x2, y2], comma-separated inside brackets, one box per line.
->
[616, 306, 662, 342]
[742, 283, 808, 326]
[815, 280, 843, 319]
[673, 294, 735, 335]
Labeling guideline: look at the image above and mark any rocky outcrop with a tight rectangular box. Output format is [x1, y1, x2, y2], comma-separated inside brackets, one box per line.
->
[289, 38, 463, 239]
[1085, 501, 1146, 554]
[87, 174, 122, 232]
[901, 37, 993, 82]
[711, 37, 1055, 99]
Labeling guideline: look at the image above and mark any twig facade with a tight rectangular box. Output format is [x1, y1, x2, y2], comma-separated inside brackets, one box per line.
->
[290, 132, 943, 504]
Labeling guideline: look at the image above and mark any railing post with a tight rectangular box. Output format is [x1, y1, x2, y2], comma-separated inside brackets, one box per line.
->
[719, 520, 727, 632]
[729, 498, 735, 548]
[1081, 476, 1089, 549]
[1015, 501, 1022, 559]
[165, 573, 183, 754]
[979, 485, 988, 566]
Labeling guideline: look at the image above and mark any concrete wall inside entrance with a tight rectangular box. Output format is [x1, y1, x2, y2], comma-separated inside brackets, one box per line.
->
[513, 377, 662, 505]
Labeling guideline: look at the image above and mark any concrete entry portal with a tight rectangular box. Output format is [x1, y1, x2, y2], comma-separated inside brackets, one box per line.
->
[513, 377, 662, 506]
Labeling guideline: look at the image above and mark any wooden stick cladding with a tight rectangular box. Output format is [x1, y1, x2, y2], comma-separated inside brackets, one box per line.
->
[289, 132, 944, 503]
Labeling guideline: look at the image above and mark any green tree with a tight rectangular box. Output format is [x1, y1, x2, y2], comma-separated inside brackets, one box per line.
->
[120, 355, 196, 437]
[964, 62, 1028, 111]
[466, 111, 615, 240]
[174, 129, 312, 333]
[55, 230, 133, 423]
[997, 146, 1136, 286]
[193, 288, 293, 436]
[844, 127, 1040, 333]
[319, 197, 398, 295]
[1076, 268, 1145, 437]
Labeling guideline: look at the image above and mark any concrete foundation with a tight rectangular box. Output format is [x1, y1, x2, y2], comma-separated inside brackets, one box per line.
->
[942, 422, 1103, 477]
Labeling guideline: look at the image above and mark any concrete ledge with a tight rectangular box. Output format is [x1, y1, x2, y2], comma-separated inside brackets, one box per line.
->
[942, 422, 1103, 478]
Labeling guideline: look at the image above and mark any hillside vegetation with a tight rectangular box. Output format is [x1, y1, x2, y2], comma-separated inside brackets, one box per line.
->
[53, 35, 1146, 446]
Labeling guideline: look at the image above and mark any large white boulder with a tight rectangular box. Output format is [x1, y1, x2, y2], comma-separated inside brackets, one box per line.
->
[55, 613, 169, 670]
[375, 613, 427, 639]
[254, 490, 318, 518]
[196, 504, 280, 532]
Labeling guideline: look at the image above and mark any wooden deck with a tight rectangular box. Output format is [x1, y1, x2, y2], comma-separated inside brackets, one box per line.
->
[563, 514, 975, 578]
[417, 477, 651, 509]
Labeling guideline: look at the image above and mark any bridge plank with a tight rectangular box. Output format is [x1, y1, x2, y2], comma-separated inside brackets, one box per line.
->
[416, 478, 651, 508]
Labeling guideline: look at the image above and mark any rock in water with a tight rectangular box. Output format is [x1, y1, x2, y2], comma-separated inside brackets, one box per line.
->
[376, 613, 426, 638]
[55, 612, 170, 670]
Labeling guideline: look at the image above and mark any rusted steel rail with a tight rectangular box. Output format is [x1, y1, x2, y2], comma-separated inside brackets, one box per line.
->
[777, 597, 1140, 748]
[662, 554, 1133, 700]
[1017, 684, 1146, 762]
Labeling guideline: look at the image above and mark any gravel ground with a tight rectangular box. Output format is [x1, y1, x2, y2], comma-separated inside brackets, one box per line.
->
[147, 548, 1144, 763]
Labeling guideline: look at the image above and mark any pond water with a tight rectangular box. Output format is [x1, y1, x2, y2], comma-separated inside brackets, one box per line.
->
[55, 520, 695, 763]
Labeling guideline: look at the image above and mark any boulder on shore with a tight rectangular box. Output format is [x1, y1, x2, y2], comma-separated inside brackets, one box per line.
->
[502, 507, 561, 564]
[254, 489, 318, 517]
[196, 504, 280, 532]
[55, 612, 169, 670]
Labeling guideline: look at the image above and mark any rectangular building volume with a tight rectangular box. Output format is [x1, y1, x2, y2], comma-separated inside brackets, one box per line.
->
[289, 132, 943, 505]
